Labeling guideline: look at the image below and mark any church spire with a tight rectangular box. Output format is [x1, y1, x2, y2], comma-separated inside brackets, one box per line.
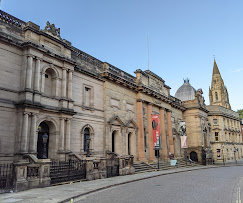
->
[209, 59, 231, 109]
[213, 59, 220, 75]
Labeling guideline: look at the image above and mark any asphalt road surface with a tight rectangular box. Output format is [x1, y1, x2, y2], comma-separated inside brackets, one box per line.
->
[76, 166, 243, 203]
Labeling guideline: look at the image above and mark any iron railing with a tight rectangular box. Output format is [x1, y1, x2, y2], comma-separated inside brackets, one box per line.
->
[50, 160, 86, 185]
[0, 163, 14, 193]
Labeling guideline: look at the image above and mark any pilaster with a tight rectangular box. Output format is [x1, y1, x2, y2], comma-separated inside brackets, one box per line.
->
[160, 108, 168, 160]
[147, 103, 155, 161]
[166, 109, 174, 155]
[136, 99, 146, 161]
[20, 112, 29, 153]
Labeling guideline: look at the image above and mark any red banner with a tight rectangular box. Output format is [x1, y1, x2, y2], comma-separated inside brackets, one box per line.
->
[152, 114, 160, 149]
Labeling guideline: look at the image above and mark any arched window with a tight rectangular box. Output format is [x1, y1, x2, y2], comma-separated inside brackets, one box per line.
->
[215, 92, 218, 101]
[44, 68, 57, 96]
[83, 128, 90, 152]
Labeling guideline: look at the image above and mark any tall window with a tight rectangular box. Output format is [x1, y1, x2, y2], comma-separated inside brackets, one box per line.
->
[84, 87, 91, 107]
[213, 119, 217, 125]
[215, 132, 219, 141]
[128, 132, 131, 155]
[112, 131, 115, 152]
[44, 68, 56, 96]
[83, 128, 90, 152]
[215, 92, 218, 101]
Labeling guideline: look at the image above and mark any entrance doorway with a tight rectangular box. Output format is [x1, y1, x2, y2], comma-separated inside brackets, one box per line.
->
[37, 122, 49, 159]
[190, 151, 198, 162]
[112, 130, 120, 154]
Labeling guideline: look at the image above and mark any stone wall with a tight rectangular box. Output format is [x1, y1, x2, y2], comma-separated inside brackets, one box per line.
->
[104, 80, 138, 159]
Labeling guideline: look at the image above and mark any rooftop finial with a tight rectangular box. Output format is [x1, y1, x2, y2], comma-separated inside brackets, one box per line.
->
[184, 78, 190, 83]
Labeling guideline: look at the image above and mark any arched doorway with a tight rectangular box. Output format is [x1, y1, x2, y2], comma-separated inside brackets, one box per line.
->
[37, 122, 49, 159]
[190, 151, 198, 162]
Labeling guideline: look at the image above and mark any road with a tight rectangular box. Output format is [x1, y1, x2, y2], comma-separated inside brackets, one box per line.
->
[76, 166, 243, 203]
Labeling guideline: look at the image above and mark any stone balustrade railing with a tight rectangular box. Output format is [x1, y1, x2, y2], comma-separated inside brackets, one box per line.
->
[0, 10, 26, 28]
[207, 105, 240, 119]
[170, 95, 183, 106]
[106, 62, 135, 83]
[71, 46, 103, 67]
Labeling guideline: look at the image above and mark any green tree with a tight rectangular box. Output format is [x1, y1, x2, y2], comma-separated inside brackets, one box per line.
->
[237, 109, 243, 119]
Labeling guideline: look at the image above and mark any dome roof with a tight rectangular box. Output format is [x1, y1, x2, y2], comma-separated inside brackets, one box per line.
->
[175, 79, 195, 101]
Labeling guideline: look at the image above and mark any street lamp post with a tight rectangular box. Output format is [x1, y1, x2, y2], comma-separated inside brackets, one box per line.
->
[234, 146, 237, 164]
[184, 148, 187, 166]
[42, 133, 48, 159]
[201, 145, 206, 165]
[221, 144, 225, 166]
[86, 135, 91, 157]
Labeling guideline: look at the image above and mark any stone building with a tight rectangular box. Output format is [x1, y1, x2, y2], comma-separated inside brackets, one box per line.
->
[0, 9, 242, 171]
[0, 10, 186, 167]
[175, 60, 243, 164]
[0, 12, 106, 164]
[207, 60, 242, 163]
[101, 64, 185, 162]
[175, 79, 212, 163]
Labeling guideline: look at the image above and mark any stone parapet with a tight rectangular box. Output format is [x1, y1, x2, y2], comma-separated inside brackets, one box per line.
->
[207, 105, 240, 120]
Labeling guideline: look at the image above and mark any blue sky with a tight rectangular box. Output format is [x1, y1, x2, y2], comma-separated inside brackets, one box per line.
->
[2, 0, 243, 110]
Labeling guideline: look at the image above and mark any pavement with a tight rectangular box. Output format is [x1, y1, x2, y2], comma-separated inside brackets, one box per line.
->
[0, 163, 242, 203]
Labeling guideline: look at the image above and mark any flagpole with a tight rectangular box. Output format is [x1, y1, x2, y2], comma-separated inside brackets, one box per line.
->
[147, 36, 149, 70]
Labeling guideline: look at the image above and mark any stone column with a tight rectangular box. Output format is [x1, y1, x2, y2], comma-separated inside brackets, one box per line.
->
[20, 112, 29, 153]
[25, 55, 33, 90]
[65, 119, 71, 152]
[147, 103, 155, 161]
[67, 70, 72, 100]
[61, 69, 67, 98]
[160, 108, 168, 160]
[59, 118, 65, 152]
[136, 100, 146, 161]
[34, 58, 41, 92]
[29, 113, 37, 153]
[166, 110, 174, 155]
[40, 72, 45, 93]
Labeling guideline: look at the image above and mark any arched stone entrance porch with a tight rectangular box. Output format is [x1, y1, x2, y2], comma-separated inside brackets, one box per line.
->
[107, 116, 125, 155]
[36, 118, 58, 160]
[126, 119, 138, 158]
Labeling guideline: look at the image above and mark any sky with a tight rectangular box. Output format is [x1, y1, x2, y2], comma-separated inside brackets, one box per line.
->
[1, 0, 243, 111]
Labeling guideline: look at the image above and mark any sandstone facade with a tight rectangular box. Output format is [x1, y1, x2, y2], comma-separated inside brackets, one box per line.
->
[0, 10, 241, 167]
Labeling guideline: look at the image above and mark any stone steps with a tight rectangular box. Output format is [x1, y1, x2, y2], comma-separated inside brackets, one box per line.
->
[133, 162, 155, 173]
[134, 160, 202, 173]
